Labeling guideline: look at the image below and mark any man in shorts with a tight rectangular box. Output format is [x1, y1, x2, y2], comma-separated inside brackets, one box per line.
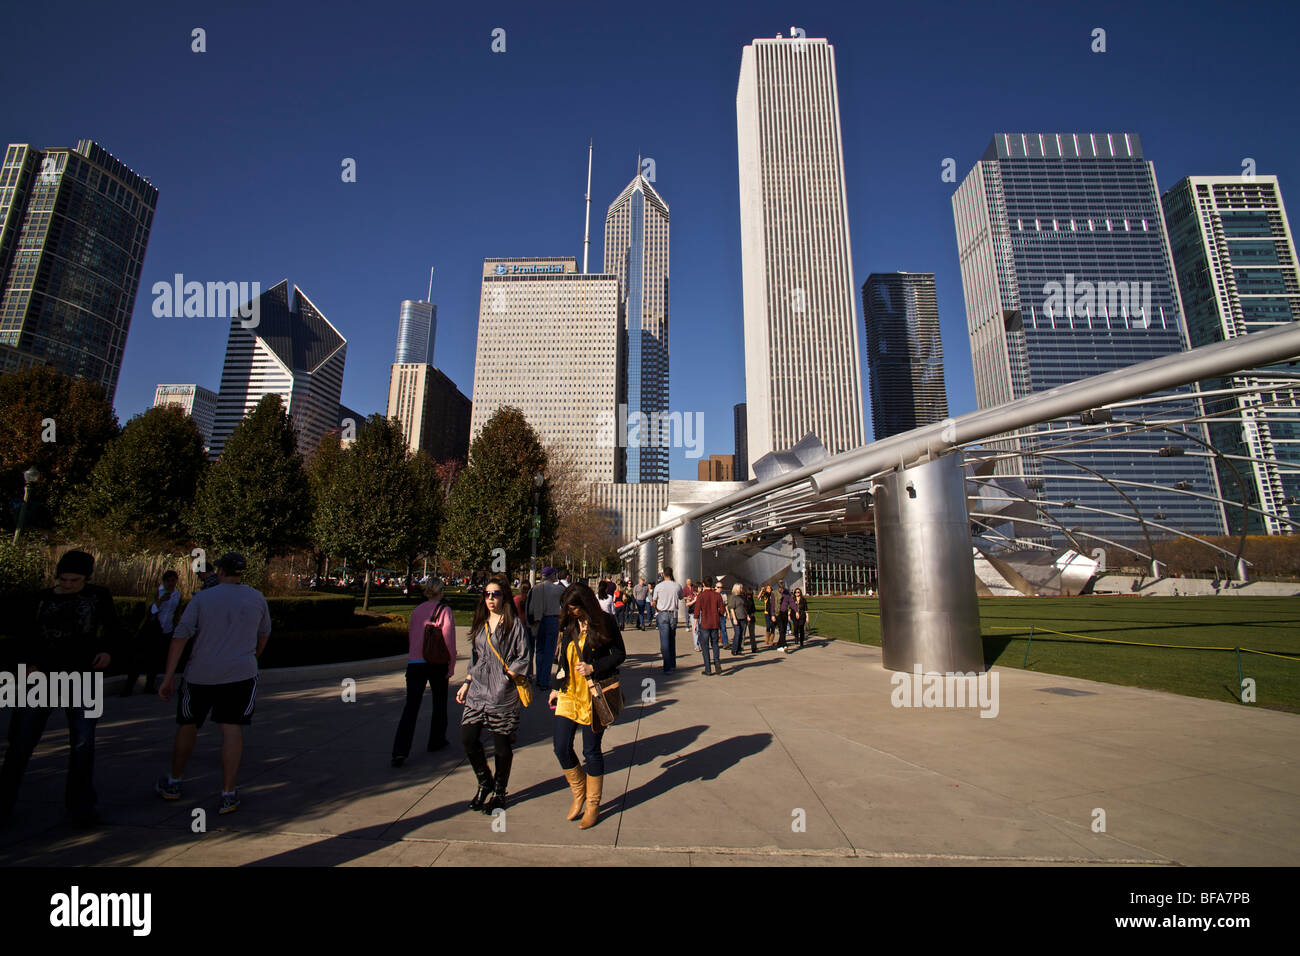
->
[155, 553, 270, 814]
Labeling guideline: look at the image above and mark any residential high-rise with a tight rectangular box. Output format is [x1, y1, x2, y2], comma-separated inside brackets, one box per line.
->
[387, 362, 472, 464]
[862, 273, 950, 440]
[210, 280, 347, 459]
[737, 35, 865, 462]
[394, 299, 436, 366]
[0, 140, 157, 402]
[952, 133, 1224, 536]
[153, 384, 218, 451]
[1162, 175, 1300, 533]
[470, 258, 620, 482]
[604, 171, 670, 483]
[697, 454, 736, 482]
[733, 403, 749, 481]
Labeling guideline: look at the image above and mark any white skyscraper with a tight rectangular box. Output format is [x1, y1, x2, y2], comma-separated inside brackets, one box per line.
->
[470, 258, 620, 482]
[210, 280, 346, 460]
[736, 34, 866, 462]
[152, 384, 218, 451]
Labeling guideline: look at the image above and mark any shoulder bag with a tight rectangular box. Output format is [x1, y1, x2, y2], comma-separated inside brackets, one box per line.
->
[487, 625, 532, 708]
[422, 602, 450, 667]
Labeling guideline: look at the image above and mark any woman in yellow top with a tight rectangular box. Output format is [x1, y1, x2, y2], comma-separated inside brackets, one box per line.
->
[547, 583, 626, 829]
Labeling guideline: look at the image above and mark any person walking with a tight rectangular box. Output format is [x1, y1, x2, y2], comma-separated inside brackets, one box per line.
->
[0, 550, 117, 828]
[597, 580, 616, 617]
[682, 578, 699, 651]
[692, 576, 725, 676]
[155, 553, 270, 815]
[526, 567, 564, 692]
[791, 587, 809, 650]
[548, 583, 626, 829]
[761, 585, 776, 647]
[455, 574, 530, 813]
[743, 587, 758, 651]
[727, 583, 751, 655]
[777, 582, 797, 653]
[122, 569, 181, 696]
[649, 567, 684, 673]
[391, 578, 456, 766]
[632, 577, 649, 629]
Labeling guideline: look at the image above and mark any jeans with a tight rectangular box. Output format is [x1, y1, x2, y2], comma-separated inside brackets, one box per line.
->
[534, 615, 560, 688]
[553, 715, 604, 776]
[730, 620, 750, 654]
[615, 604, 626, 628]
[700, 628, 721, 673]
[392, 661, 450, 758]
[656, 611, 677, 671]
[776, 611, 789, 647]
[636, 599, 647, 629]
[793, 615, 806, 648]
[123, 618, 170, 691]
[0, 705, 98, 820]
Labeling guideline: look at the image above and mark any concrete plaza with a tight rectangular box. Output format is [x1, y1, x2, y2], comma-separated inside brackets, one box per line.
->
[1, 625, 1296, 866]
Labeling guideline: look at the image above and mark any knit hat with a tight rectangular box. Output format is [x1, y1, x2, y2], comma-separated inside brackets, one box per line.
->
[55, 550, 94, 578]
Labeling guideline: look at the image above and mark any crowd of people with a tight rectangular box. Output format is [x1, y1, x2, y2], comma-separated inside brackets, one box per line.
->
[0, 553, 811, 832]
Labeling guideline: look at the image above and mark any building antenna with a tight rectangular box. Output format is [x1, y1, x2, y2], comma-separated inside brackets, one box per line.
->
[427, 265, 434, 303]
[583, 139, 593, 274]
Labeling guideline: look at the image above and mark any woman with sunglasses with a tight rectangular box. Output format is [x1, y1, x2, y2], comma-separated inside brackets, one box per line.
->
[547, 582, 626, 829]
[791, 587, 809, 651]
[455, 573, 530, 813]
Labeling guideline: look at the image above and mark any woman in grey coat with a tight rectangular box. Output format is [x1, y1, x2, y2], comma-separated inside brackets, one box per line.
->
[455, 573, 530, 813]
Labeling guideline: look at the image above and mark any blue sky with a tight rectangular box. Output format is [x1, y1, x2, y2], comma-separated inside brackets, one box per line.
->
[5, 0, 1298, 477]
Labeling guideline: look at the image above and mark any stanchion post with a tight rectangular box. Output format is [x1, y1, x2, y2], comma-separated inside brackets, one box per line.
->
[1022, 625, 1035, 668]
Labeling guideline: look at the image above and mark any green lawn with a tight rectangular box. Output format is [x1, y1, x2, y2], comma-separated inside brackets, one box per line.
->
[807, 596, 1300, 711]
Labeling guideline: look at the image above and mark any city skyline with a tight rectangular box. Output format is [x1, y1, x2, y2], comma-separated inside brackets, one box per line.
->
[3, 2, 1297, 482]
[862, 272, 949, 441]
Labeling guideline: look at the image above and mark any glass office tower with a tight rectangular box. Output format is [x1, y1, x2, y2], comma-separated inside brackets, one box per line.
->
[953, 133, 1224, 538]
[1163, 175, 1300, 534]
[604, 173, 669, 483]
[0, 140, 157, 402]
[394, 299, 436, 366]
[862, 272, 950, 440]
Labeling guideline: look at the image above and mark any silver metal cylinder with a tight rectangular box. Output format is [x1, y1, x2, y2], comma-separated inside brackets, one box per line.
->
[670, 519, 702, 594]
[875, 453, 984, 674]
[639, 538, 657, 583]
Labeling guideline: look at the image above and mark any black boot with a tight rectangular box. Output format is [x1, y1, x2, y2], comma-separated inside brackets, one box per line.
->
[467, 750, 494, 811]
[484, 740, 513, 813]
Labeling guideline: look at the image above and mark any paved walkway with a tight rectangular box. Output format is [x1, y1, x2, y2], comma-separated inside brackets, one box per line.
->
[1, 626, 1297, 866]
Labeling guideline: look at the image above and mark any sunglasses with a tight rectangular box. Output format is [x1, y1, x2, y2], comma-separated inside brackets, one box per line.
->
[484, 590, 504, 599]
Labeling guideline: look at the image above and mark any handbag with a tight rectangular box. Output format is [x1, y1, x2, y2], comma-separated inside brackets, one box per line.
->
[423, 602, 450, 667]
[487, 626, 532, 708]
[588, 672, 623, 730]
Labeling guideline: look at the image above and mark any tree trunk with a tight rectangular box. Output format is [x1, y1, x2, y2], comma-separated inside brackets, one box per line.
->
[363, 566, 372, 610]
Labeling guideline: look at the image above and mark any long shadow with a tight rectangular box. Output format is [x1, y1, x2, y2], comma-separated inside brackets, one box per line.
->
[617, 732, 773, 813]
[242, 725, 714, 866]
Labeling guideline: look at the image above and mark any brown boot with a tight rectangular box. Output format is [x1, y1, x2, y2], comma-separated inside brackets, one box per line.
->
[578, 774, 603, 829]
[562, 766, 586, 821]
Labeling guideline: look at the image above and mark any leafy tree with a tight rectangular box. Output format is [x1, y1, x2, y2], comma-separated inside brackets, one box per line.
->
[311, 415, 426, 609]
[64, 405, 207, 547]
[439, 406, 557, 573]
[188, 394, 310, 578]
[0, 366, 119, 531]
[306, 431, 347, 582]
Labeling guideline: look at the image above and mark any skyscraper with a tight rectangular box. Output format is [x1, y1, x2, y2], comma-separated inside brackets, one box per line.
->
[387, 361, 471, 463]
[470, 258, 620, 482]
[394, 299, 436, 366]
[952, 133, 1224, 536]
[0, 140, 157, 402]
[733, 402, 749, 481]
[862, 273, 950, 440]
[604, 171, 670, 483]
[1162, 175, 1300, 533]
[210, 280, 347, 459]
[737, 35, 865, 462]
[153, 384, 218, 451]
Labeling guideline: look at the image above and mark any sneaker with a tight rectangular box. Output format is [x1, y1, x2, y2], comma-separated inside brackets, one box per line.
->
[155, 777, 181, 800]
[219, 791, 240, 814]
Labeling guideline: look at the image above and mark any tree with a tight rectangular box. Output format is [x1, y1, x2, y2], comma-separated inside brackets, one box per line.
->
[188, 394, 310, 578]
[545, 440, 617, 573]
[439, 407, 557, 573]
[306, 431, 347, 582]
[311, 415, 432, 609]
[64, 405, 208, 547]
[0, 366, 119, 531]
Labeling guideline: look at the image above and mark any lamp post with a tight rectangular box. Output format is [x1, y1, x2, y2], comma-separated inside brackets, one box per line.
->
[13, 466, 39, 545]
[529, 472, 544, 586]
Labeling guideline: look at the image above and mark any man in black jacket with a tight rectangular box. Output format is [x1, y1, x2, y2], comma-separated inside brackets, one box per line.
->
[0, 550, 117, 827]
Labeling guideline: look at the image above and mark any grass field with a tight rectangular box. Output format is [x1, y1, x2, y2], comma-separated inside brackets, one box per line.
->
[807, 596, 1300, 711]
